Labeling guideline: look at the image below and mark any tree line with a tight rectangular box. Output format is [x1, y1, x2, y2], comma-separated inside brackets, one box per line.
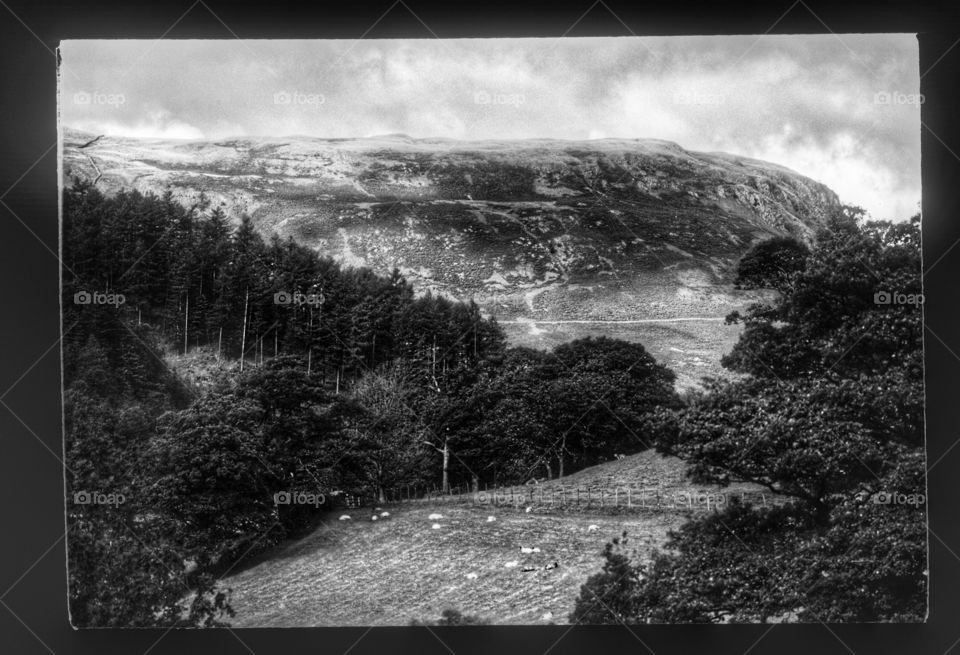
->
[62, 180, 679, 626]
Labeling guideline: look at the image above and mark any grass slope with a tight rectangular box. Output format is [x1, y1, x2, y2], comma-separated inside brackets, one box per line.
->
[223, 450, 776, 626]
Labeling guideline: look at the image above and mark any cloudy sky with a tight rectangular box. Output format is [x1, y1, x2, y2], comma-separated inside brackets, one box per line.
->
[60, 35, 920, 220]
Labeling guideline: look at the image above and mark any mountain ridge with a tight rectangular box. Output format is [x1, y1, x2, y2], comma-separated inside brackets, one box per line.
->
[60, 128, 841, 389]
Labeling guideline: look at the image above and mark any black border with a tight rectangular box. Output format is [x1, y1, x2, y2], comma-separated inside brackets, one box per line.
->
[1, 1, 959, 653]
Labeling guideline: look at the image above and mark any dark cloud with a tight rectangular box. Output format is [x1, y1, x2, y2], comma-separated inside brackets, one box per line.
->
[59, 35, 920, 220]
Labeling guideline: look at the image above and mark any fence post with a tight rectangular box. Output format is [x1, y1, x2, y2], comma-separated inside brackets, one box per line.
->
[627, 488, 632, 508]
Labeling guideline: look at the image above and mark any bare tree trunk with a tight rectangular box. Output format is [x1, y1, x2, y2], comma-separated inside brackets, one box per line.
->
[183, 293, 189, 355]
[442, 438, 450, 493]
[239, 288, 249, 373]
[558, 434, 566, 479]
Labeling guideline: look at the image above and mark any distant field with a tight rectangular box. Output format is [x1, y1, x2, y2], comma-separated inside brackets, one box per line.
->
[500, 317, 745, 391]
[223, 450, 779, 626]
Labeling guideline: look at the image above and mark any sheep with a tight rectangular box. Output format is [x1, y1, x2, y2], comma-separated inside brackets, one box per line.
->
[543, 561, 559, 570]
[542, 611, 554, 621]
[614, 453, 626, 461]
[339, 515, 352, 521]
[486, 516, 496, 523]
[431, 523, 442, 530]
[465, 573, 478, 580]
[520, 546, 541, 554]
[587, 524, 599, 532]
[525, 506, 533, 513]
[183, 559, 198, 575]
[504, 560, 519, 568]
[380, 511, 390, 517]
[371, 515, 378, 521]
[428, 513, 443, 520]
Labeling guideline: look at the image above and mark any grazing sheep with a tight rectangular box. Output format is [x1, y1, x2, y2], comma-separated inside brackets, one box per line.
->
[183, 559, 197, 575]
[504, 561, 519, 568]
[521, 566, 537, 572]
[371, 515, 378, 521]
[486, 516, 496, 523]
[525, 506, 532, 513]
[520, 546, 542, 554]
[614, 453, 626, 461]
[542, 611, 554, 621]
[339, 515, 352, 521]
[587, 524, 599, 532]
[466, 573, 478, 580]
[428, 513, 443, 520]
[375, 507, 382, 511]
[431, 523, 442, 530]
[544, 561, 559, 570]
[380, 511, 390, 517]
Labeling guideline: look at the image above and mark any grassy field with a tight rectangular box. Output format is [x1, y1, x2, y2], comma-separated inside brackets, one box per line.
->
[223, 451, 776, 626]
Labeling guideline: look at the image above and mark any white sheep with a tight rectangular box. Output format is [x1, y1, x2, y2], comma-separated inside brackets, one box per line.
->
[339, 515, 351, 521]
[587, 524, 599, 532]
[183, 559, 197, 575]
[504, 560, 519, 568]
[380, 511, 390, 517]
[542, 611, 554, 621]
[525, 506, 532, 513]
[486, 516, 496, 523]
[371, 515, 378, 521]
[428, 513, 443, 520]
[466, 572, 478, 580]
[520, 546, 542, 554]
[431, 523, 442, 530]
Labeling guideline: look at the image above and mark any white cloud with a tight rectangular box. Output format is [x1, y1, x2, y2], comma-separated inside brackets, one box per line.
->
[59, 35, 920, 220]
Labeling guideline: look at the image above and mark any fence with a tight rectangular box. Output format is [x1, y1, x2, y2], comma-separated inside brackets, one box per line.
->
[372, 482, 774, 514]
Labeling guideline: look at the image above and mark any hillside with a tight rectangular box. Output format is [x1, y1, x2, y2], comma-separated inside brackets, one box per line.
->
[222, 450, 780, 626]
[61, 129, 840, 388]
